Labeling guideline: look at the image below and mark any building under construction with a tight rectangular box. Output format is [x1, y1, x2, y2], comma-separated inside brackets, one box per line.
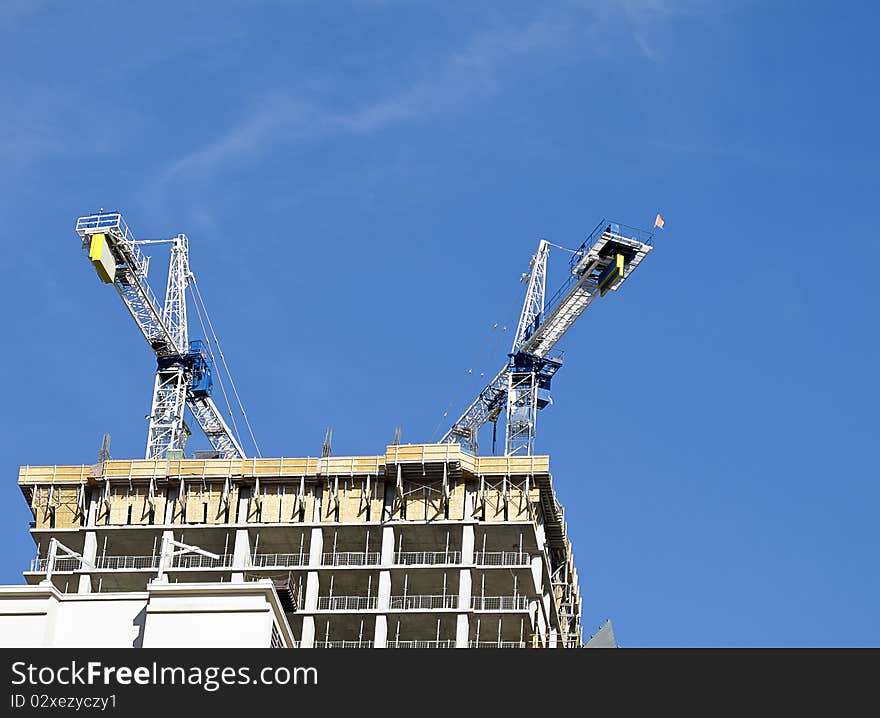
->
[0, 212, 656, 648]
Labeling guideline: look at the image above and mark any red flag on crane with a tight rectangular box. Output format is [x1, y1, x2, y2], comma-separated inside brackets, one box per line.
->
[654, 213, 665, 229]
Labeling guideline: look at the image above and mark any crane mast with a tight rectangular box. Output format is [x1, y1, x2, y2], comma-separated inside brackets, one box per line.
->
[146, 233, 190, 459]
[441, 219, 655, 455]
[75, 212, 247, 460]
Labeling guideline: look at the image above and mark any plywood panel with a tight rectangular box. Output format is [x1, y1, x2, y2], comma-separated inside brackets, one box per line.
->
[170, 492, 185, 524]
[448, 482, 466, 522]
[54, 486, 82, 529]
[405, 488, 428, 522]
[34, 486, 54, 529]
[320, 456, 383, 475]
[108, 489, 129, 525]
[279, 489, 300, 523]
[389, 495, 404, 521]
[184, 486, 206, 523]
[338, 484, 361, 522]
[301, 486, 317, 523]
[132, 490, 154, 525]
[426, 493, 444, 521]
[247, 495, 261, 523]
[205, 483, 227, 524]
[370, 480, 384, 522]
[475, 455, 550, 475]
[225, 487, 237, 524]
[29, 485, 81, 529]
[95, 491, 111, 525]
[261, 487, 282, 524]
[485, 484, 506, 522]
[18, 465, 90, 486]
[151, 489, 167, 526]
[507, 485, 529, 521]
[322, 480, 339, 522]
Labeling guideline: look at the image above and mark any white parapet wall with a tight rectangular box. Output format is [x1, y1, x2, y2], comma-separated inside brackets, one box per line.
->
[0, 580, 295, 648]
[142, 581, 294, 648]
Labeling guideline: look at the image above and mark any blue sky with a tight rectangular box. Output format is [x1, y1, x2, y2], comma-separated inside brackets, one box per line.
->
[1, 1, 877, 646]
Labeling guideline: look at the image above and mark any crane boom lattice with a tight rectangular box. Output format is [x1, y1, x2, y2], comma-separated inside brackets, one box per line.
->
[75, 211, 249, 460]
[441, 219, 655, 455]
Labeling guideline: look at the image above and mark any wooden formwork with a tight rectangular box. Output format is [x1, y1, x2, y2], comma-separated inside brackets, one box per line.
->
[18, 444, 552, 529]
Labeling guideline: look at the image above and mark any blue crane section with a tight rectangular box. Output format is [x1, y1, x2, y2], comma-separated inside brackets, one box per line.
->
[75, 212, 247, 460]
[441, 219, 655, 455]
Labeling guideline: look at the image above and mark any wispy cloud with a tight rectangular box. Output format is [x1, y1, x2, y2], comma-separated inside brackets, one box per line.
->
[152, 1, 730, 187]
[155, 12, 590, 185]
[595, 0, 732, 60]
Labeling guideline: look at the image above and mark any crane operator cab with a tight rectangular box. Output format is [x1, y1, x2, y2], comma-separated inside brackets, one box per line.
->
[571, 222, 653, 296]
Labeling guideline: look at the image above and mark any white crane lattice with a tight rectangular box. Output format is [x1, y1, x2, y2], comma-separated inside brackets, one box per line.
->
[75, 212, 250, 460]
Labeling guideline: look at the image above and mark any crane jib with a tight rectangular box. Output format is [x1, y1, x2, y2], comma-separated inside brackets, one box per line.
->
[442, 219, 654, 455]
[74, 211, 248, 460]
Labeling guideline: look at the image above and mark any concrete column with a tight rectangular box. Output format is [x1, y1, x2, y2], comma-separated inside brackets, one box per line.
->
[308, 527, 324, 567]
[456, 614, 469, 648]
[300, 527, 323, 648]
[374, 615, 388, 648]
[549, 628, 559, 648]
[304, 572, 320, 611]
[380, 525, 395, 565]
[77, 531, 97, 594]
[85, 488, 98, 527]
[152, 529, 176, 584]
[527, 599, 539, 646]
[530, 555, 543, 595]
[301, 617, 316, 648]
[455, 525, 474, 648]
[539, 593, 551, 646]
[231, 529, 250, 583]
[237, 486, 250, 525]
[375, 527, 393, 648]
[457, 567, 472, 608]
[305, 526, 323, 610]
[377, 571, 391, 611]
[301, 574, 320, 649]
[461, 524, 475, 564]
[377, 525, 394, 616]
[526, 597, 550, 647]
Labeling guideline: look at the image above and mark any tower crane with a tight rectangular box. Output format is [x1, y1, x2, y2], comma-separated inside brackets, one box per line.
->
[441, 219, 656, 456]
[75, 211, 252, 460]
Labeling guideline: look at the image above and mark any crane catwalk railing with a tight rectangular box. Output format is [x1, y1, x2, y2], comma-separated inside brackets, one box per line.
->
[440, 217, 654, 452]
[75, 213, 177, 355]
[75, 210, 250, 460]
